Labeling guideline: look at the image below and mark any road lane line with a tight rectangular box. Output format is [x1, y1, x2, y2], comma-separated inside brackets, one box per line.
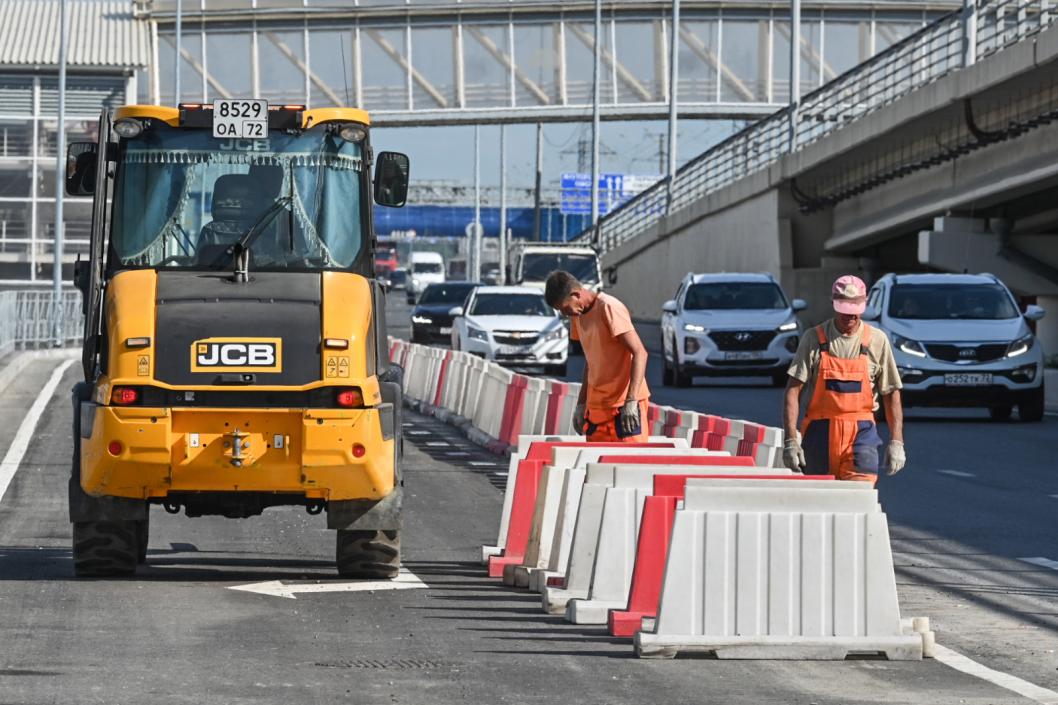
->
[937, 469, 975, 478]
[1020, 557, 1058, 571]
[933, 645, 1058, 705]
[0, 357, 76, 504]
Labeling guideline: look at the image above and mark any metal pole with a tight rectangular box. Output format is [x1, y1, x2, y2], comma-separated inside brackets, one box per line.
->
[788, 0, 801, 149]
[666, 0, 680, 183]
[498, 125, 507, 285]
[472, 124, 481, 283]
[175, 0, 183, 102]
[532, 122, 543, 242]
[590, 0, 602, 227]
[962, 0, 977, 67]
[52, 0, 69, 346]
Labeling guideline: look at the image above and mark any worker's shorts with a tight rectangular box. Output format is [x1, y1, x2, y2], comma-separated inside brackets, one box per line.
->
[584, 400, 650, 443]
[802, 418, 881, 483]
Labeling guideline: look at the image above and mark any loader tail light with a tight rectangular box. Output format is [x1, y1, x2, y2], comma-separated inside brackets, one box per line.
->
[107, 441, 123, 456]
[336, 388, 364, 408]
[111, 387, 139, 405]
[352, 443, 366, 458]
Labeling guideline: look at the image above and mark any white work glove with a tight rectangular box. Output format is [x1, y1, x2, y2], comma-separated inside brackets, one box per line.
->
[886, 440, 906, 475]
[783, 436, 806, 472]
[573, 403, 587, 435]
[618, 399, 641, 437]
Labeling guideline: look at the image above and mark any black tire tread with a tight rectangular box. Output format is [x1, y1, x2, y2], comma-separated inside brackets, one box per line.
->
[336, 529, 400, 579]
[73, 521, 139, 577]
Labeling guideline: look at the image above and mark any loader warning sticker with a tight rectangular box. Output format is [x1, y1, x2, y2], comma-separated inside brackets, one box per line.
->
[137, 355, 150, 376]
[326, 358, 338, 378]
[191, 338, 282, 373]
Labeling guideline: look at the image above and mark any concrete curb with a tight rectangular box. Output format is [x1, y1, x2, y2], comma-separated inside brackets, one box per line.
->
[406, 397, 513, 456]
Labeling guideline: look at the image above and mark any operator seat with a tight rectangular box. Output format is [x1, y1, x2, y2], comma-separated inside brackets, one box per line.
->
[196, 174, 258, 263]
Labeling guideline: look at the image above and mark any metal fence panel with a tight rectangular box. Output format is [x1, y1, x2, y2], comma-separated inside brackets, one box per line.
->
[0, 290, 84, 352]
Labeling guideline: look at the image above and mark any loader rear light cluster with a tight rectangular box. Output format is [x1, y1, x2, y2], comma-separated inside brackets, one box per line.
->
[110, 386, 140, 405]
[107, 441, 123, 456]
[335, 388, 364, 408]
[351, 443, 367, 458]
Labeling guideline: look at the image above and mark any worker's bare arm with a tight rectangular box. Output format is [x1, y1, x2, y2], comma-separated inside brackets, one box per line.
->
[617, 329, 648, 401]
[577, 359, 589, 405]
[783, 378, 804, 441]
[882, 389, 904, 442]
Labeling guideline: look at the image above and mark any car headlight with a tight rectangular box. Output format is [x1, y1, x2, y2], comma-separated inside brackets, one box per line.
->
[411, 315, 432, 325]
[778, 321, 798, 332]
[1006, 334, 1034, 358]
[543, 326, 567, 342]
[683, 323, 707, 333]
[467, 326, 489, 342]
[892, 334, 927, 358]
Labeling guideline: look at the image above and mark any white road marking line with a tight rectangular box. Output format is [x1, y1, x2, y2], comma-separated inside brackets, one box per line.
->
[0, 358, 76, 504]
[937, 469, 975, 478]
[228, 569, 428, 600]
[446, 451, 469, 457]
[426, 442, 450, 447]
[1020, 557, 1058, 571]
[1049, 495, 1058, 500]
[470, 461, 498, 467]
[407, 430, 431, 435]
[933, 644, 1058, 705]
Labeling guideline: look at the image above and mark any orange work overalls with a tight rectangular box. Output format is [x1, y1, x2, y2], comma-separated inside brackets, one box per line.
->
[800, 324, 882, 483]
[583, 400, 650, 443]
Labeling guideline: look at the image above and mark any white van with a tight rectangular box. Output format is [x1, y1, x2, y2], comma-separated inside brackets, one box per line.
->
[407, 251, 446, 303]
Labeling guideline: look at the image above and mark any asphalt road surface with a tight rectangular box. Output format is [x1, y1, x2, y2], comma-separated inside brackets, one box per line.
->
[0, 293, 1053, 704]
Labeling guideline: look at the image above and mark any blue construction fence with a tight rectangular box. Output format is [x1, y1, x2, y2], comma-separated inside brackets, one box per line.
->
[374, 204, 591, 242]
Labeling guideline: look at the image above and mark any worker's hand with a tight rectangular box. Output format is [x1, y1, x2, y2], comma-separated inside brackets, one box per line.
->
[619, 399, 641, 437]
[886, 440, 906, 475]
[782, 437, 806, 472]
[573, 403, 587, 435]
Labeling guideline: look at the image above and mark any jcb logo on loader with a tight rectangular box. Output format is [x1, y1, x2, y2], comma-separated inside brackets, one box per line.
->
[190, 338, 282, 373]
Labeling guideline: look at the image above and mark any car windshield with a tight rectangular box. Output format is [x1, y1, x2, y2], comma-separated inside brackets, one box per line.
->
[470, 293, 552, 317]
[413, 262, 443, 274]
[684, 282, 787, 310]
[389, 270, 407, 284]
[419, 283, 476, 304]
[889, 284, 1019, 320]
[110, 123, 364, 270]
[521, 253, 599, 284]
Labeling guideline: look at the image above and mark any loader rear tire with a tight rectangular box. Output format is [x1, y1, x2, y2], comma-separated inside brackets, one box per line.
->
[72, 521, 139, 577]
[336, 529, 400, 579]
[135, 514, 149, 564]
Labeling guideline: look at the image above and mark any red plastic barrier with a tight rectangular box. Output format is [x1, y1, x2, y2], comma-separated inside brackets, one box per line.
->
[432, 350, 453, 407]
[523, 441, 677, 463]
[742, 423, 766, 443]
[543, 381, 570, 434]
[737, 438, 760, 458]
[497, 375, 530, 447]
[596, 454, 754, 467]
[608, 473, 835, 637]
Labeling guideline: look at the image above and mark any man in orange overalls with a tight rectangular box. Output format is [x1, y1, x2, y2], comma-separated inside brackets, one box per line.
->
[783, 275, 906, 482]
[544, 271, 650, 442]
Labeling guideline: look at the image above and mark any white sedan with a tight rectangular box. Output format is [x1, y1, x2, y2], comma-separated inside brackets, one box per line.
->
[451, 286, 568, 376]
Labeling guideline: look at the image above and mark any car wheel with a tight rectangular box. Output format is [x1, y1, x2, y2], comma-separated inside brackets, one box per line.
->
[672, 341, 692, 388]
[661, 341, 674, 386]
[988, 405, 1013, 421]
[1018, 385, 1045, 423]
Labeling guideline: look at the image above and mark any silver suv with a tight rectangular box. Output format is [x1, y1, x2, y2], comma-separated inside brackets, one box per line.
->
[865, 273, 1045, 421]
[659, 273, 805, 387]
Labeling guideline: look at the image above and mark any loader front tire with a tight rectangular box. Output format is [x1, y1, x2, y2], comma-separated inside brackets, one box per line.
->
[336, 529, 400, 579]
[72, 520, 139, 577]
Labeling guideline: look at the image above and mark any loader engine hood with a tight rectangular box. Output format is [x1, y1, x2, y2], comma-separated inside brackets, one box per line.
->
[154, 271, 322, 386]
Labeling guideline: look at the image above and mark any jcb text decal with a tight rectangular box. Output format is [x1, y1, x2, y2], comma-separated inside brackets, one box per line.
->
[190, 338, 283, 373]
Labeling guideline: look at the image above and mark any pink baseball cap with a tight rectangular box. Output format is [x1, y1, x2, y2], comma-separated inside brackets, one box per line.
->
[832, 275, 867, 315]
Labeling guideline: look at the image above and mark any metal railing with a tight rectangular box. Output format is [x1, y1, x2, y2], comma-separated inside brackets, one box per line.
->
[584, 0, 1057, 255]
[0, 290, 83, 355]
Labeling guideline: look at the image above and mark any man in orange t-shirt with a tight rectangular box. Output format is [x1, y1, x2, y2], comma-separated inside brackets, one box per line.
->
[544, 270, 650, 442]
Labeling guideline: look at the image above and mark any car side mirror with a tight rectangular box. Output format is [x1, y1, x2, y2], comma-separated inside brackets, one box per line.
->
[66, 142, 98, 196]
[449, 306, 464, 317]
[1024, 304, 1046, 321]
[791, 298, 807, 312]
[374, 151, 409, 207]
[662, 299, 678, 314]
[862, 305, 881, 321]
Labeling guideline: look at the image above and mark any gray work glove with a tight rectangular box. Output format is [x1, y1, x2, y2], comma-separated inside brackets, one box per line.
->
[619, 399, 641, 437]
[783, 436, 806, 472]
[886, 440, 906, 475]
[573, 403, 587, 435]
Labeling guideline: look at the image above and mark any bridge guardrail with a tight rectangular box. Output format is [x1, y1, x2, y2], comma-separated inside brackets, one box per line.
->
[0, 290, 83, 355]
[583, 0, 1056, 255]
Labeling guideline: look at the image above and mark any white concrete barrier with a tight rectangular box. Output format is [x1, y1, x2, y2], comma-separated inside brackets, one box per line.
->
[636, 480, 920, 660]
[520, 376, 550, 437]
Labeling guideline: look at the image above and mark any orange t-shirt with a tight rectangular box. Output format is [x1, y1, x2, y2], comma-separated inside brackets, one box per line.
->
[571, 292, 650, 409]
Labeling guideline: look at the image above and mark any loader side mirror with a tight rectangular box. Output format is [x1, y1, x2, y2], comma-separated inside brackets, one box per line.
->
[374, 151, 409, 208]
[66, 142, 98, 196]
[73, 259, 91, 299]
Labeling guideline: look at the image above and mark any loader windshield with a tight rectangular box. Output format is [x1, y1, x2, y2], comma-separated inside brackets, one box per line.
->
[109, 123, 365, 270]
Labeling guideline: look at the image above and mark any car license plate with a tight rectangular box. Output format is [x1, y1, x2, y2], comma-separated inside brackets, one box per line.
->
[724, 351, 764, 361]
[944, 373, 992, 386]
[213, 99, 268, 139]
[498, 345, 528, 355]
[439, 327, 452, 335]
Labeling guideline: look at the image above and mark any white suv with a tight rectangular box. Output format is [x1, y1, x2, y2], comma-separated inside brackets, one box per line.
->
[865, 273, 1045, 421]
[660, 273, 805, 387]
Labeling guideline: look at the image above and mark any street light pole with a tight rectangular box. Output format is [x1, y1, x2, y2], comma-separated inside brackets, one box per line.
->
[589, 0, 602, 228]
[498, 125, 507, 285]
[52, 0, 69, 346]
[789, 0, 801, 149]
[666, 0, 680, 184]
[472, 124, 481, 283]
[175, 0, 183, 102]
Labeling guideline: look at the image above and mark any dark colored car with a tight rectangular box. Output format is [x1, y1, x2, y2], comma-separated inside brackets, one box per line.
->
[411, 282, 480, 345]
